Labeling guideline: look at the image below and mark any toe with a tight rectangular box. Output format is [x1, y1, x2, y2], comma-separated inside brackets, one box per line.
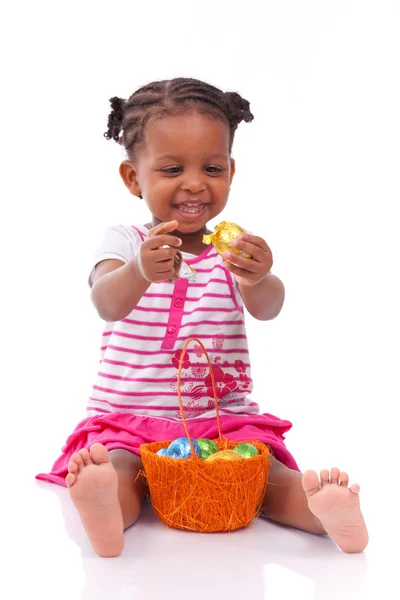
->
[350, 483, 360, 495]
[68, 452, 83, 473]
[330, 467, 340, 484]
[68, 460, 79, 474]
[90, 443, 111, 465]
[339, 471, 349, 487]
[320, 469, 330, 486]
[66, 472, 76, 487]
[79, 448, 93, 466]
[302, 470, 320, 497]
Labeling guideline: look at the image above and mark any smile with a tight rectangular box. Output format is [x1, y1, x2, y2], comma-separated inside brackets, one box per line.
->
[174, 202, 207, 215]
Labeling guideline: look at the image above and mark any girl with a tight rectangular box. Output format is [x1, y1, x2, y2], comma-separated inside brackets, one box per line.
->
[37, 77, 368, 557]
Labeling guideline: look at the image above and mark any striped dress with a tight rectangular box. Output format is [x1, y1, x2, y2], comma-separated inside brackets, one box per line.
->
[87, 224, 260, 422]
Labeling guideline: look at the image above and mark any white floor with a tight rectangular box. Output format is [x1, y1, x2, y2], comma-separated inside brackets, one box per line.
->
[4, 455, 395, 600]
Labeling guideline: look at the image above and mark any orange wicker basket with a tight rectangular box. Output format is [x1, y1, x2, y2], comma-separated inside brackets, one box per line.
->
[140, 338, 271, 532]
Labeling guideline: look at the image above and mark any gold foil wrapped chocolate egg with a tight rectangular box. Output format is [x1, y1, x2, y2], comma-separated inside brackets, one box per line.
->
[202, 221, 250, 258]
[205, 449, 243, 462]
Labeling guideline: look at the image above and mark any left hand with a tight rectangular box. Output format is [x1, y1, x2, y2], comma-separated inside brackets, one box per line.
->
[223, 233, 273, 286]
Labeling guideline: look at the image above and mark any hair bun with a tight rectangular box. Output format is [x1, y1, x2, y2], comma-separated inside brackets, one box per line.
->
[104, 96, 126, 142]
[225, 91, 254, 125]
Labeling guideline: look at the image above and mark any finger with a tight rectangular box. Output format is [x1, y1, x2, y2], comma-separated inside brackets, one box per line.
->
[147, 220, 179, 238]
[223, 250, 260, 273]
[158, 258, 175, 270]
[157, 260, 176, 274]
[174, 251, 183, 271]
[230, 238, 271, 263]
[223, 261, 258, 281]
[151, 247, 179, 262]
[237, 234, 270, 252]
[145, 235, 182, 250]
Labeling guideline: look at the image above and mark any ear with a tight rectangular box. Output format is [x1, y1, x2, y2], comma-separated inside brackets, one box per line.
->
[229, 158, 236, 185]
[119, 160, 142, 197]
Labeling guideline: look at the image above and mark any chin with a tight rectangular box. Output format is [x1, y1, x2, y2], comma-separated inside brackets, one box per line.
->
[175, 222, 208, 235]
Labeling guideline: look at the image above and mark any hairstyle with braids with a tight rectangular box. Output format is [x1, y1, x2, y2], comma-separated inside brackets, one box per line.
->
[103, 78, 254, 160]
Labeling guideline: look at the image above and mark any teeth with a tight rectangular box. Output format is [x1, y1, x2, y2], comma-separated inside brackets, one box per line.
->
[178, 203, 204, 214]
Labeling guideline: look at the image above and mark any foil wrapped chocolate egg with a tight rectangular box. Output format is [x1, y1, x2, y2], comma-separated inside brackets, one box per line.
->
[202, 221, 250, 258]
[196, 438, 219, 459]
[156, 447, 170, 457]
[167, 437, 202, 459]
[205, 449, 243, 462]
[233, 443, 259, 458]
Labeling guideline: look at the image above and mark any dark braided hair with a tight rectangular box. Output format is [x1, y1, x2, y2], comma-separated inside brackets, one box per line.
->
[104, 78, 254, 160]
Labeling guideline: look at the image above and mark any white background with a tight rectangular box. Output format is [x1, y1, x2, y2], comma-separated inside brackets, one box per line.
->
[1, 1, 399, 599]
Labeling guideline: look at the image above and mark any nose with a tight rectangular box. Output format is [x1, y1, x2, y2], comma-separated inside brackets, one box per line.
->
[180, 171, 207, 194]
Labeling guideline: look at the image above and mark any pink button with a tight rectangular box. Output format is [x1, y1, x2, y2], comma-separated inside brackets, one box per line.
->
[174, 298, 183, 308]
[167, 325, 177, 334]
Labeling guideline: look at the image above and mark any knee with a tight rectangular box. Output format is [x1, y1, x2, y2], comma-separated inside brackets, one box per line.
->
[109, 449, 148, 491]
[109, 448, 143, 472]
[268, 454, 292, 476]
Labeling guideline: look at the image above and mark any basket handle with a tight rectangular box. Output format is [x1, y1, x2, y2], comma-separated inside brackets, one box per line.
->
[177, 337, 223, 459]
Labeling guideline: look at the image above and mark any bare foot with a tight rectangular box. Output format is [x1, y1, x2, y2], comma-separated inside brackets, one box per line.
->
[302, 468, 369, 553]
[66, 443, 124, 557]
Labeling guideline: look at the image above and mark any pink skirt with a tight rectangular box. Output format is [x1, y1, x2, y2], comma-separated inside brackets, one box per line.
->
[36, 411, 300, 487]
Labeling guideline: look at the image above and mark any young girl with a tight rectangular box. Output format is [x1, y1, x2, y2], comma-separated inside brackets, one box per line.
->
[36, 77, 368, 557]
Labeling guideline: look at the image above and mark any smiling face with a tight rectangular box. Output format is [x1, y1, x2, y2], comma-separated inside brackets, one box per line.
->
[120, 111, 235, 242]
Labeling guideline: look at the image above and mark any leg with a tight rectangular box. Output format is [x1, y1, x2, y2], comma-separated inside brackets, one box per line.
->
[66, 443, 147, 557]
[108, 448, 148, 530]
[261, 456, 369, 553]
[261, 455, 325, 534]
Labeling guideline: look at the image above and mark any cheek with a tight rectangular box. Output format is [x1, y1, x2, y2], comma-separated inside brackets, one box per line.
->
[146, 180, 176, 209]
[214, 178, 231, 197]
[142, 176, 169, 195]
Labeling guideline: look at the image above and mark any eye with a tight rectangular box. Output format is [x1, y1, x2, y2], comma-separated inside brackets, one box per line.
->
[205, 165, 223, 174]
[162, 167, 182, 175]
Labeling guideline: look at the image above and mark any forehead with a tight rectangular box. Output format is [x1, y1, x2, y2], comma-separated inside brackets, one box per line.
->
[141, 112, 230, 159]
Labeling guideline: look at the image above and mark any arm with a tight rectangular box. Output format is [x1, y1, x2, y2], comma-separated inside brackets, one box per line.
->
[90, 258, 150, 322]
[238, 273, 285, 321]
[222, 233, 284, 321]
[91, 220, 182, 322]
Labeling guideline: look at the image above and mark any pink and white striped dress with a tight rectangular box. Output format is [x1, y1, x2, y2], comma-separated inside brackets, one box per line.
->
[36, 224, 300, 485]
[87, 224, 260, 422]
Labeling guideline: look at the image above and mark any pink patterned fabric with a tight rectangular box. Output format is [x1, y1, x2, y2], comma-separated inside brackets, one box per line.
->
[36, 411, 299, 487]
[85, 224, 259, 420]
[36, 224, 300, 486]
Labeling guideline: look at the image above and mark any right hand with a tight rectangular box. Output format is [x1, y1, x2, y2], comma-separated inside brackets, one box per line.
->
[133, 220, 182, 283]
